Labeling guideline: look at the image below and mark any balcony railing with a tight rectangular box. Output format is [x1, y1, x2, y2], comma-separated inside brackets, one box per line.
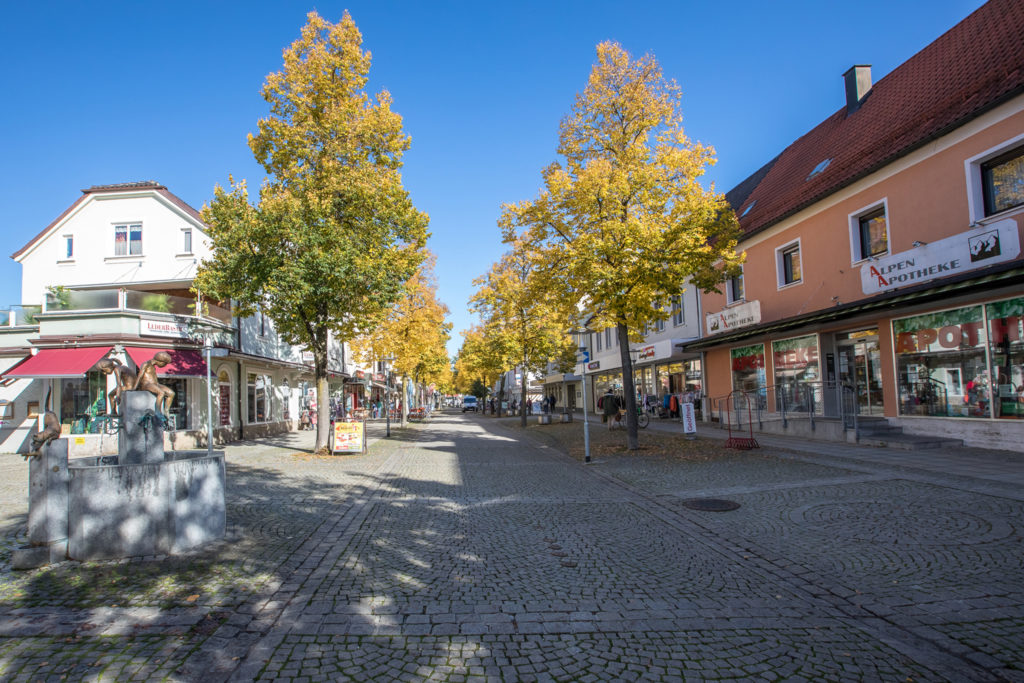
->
[32, 288, 234, 326]
[0, 305, 42, 327]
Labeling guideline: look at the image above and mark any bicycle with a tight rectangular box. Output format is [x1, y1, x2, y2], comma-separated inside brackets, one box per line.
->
[616, 406, 649, 429]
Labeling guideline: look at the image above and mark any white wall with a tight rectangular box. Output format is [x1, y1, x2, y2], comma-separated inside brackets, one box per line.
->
[18, 191, 210, 304]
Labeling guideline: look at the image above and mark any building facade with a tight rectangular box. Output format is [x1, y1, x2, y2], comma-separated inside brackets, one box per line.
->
[690, 0, 1024, 450]
[0, 182, 364, 455]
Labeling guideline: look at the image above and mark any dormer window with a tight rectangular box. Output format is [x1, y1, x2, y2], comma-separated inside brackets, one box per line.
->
[114, 223, 142, 256]
[806, 158, 832, 180]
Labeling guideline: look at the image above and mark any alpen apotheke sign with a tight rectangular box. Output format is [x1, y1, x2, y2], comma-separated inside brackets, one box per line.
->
[861, 219, 1020, 295]
[706, 300, 761, 336]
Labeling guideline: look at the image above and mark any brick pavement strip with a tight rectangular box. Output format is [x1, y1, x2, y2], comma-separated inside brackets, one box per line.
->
[0, 414, 1021, 681]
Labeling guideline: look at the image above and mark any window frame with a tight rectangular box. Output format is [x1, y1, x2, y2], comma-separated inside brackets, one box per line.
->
[965, 133, 1024, 223]
[726, 268, 745, 305]
[113, 222, 143, 257]
[775, 239, 803, 288]
[671, 295, 685, 326]
[182, 228, 193, 255]
[848, 200, 890, 264]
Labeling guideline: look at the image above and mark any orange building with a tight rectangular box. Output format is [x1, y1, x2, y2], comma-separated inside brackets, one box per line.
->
[691, 0, 1024, 450]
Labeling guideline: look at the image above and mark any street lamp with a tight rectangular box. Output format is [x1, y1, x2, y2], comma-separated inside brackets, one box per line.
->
[382, 356, 395, 438]
[571, 329, 592, 464]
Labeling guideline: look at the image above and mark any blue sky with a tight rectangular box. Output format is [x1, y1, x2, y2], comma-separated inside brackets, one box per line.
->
[0, 1, 986, 356]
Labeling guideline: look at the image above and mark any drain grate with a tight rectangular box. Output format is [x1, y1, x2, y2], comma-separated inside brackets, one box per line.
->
[681, 498, 741, 512]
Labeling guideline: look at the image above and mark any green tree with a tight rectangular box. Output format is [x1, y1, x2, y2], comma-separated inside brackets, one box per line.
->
[195, 11, 428, 452]
[470, 240, 574, 426]
[351, 253, 451, 426]
[504, 42, 742, 448]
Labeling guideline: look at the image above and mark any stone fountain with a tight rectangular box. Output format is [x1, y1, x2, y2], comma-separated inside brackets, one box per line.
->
[12, 389, 226, 568]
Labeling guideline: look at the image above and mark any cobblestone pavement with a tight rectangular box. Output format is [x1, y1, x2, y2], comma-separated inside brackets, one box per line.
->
[0, 412, 1021, 681]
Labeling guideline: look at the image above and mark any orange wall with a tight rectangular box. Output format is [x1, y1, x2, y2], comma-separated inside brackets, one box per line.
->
[704, 109, 1024, 325]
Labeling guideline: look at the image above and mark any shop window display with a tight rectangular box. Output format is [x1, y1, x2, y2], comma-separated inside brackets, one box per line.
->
[987, 297, 1024, 419]
[163, 378, 190, 431]
[731, 344, 766, 409]
[772, 335, 822, 414]
[60, 370, 107, 433]
[893, 306, 989, 417]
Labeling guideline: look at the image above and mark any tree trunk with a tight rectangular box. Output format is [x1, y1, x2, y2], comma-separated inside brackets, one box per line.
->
[617, 323, 639, 450]
[520, 363, 528, 427]
[315, 368, 330, 454]
[498, 373, 507, 417]
[401, 376, 409, 427]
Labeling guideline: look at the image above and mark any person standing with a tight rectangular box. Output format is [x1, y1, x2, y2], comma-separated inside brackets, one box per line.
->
[602, 389, 619, 428]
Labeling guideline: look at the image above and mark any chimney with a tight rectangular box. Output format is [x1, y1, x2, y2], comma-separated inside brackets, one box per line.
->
[843, 65, 872, 114]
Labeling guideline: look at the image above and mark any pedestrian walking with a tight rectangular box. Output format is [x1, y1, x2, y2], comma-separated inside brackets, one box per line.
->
[601, 389, 619, 428]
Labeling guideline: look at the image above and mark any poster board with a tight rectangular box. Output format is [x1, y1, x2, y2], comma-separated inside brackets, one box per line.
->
[331, 419, 366, 454]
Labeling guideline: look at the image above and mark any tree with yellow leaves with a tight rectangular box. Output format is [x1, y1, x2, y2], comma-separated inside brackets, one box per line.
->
[196, 12, 428, 452]
[503, 42, 742, 448]
[351, 253, 451, 426]
[453, 325, 503, 399]
[470, 240, 574, 426]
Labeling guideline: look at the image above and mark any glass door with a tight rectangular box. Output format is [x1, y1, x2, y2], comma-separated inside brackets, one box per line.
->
[836, 331, 884, 415]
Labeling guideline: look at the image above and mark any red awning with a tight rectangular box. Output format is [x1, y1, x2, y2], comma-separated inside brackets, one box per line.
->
[126, 347, 208, 377]
[3, 346, 113, 378]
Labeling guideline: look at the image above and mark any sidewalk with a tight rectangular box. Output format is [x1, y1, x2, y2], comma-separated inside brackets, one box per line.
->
[516, 408, 1024, 487]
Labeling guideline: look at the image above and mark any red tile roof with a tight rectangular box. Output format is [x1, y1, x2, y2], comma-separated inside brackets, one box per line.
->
[729, 0, 1024, 237]
[11, 182, 207, 260]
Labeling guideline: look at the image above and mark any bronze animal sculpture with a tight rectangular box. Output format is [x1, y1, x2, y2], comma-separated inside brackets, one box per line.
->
[25, 410, 60, 459]
[134, 351, 175, 416]
[97, 359, 137, 416]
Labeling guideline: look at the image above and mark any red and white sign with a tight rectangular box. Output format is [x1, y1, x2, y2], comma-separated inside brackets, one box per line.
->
[861, 220, 1020, 295]
[706, 300, 761, 335]
[681, 402, 697, 434]
[141, 319, 190, 339]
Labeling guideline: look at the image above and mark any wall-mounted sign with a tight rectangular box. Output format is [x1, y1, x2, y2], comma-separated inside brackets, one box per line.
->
[301, 351, 314, 363]
[637, 345, 656, 361]
[861, 219, 1020, 295]
[706, 300, 761, 335]
[587, 361, 601, 371]
[141, 319, 190, 339]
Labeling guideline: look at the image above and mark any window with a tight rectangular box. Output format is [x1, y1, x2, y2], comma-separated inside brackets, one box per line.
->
[849, 203, 889, 262]
[777, 241, 802, 287]
[605, 328, 612, 348]
[727, 272, 744, 304]
[114, 223, 142, 256]
[672, 295, 685, 326]
[259, 312, 267, 337]
[182, 228, 193, 254]
[654, 318, 665, 333]
[981, 145, 1024, 216]
[596, 331, 603, 352]
[64, 235, 73, 260]
[0, 401, 13, 420]
[248, 373, 271, 423]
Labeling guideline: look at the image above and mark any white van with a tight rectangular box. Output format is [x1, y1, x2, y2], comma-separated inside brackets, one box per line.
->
[462, 396, 478, 413]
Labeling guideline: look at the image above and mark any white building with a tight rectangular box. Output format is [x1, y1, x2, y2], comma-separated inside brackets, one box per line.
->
[0, 181, 362, 454]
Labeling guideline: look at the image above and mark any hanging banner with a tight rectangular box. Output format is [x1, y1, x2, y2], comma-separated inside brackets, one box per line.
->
[861, 219, 1020, 295]
[331, 419, 366, 454]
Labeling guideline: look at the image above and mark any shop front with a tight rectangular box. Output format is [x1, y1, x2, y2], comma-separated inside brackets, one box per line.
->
[892, 296, 1024, 421]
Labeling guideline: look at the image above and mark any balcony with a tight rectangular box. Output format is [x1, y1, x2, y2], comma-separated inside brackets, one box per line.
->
[42, 287, 233, 326]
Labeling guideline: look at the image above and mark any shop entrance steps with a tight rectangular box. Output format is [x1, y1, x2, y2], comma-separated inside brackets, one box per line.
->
[856, 417, 964, 450]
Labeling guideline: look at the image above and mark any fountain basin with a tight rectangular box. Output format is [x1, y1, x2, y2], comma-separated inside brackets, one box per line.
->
[68, 450, 225, 561]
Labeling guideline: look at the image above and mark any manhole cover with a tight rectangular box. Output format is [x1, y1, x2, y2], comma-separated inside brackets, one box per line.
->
[682, 498, 741, 512]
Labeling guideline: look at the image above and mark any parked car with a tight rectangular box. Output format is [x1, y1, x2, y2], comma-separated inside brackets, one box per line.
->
[462, 396, 478, 413]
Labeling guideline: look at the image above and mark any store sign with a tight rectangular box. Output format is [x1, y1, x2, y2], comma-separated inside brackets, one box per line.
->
[706, 300, 761, 335]
[588, 361, 601, 371]
[301, 351, 314, 363]
[861, 219, 1020, 295]
[373, 373, 385, 382]
[141, 319, 189, 338]
[637, 345, 656, 361]
[681, 402, 697, 434]
[730, 344, 765, 371]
